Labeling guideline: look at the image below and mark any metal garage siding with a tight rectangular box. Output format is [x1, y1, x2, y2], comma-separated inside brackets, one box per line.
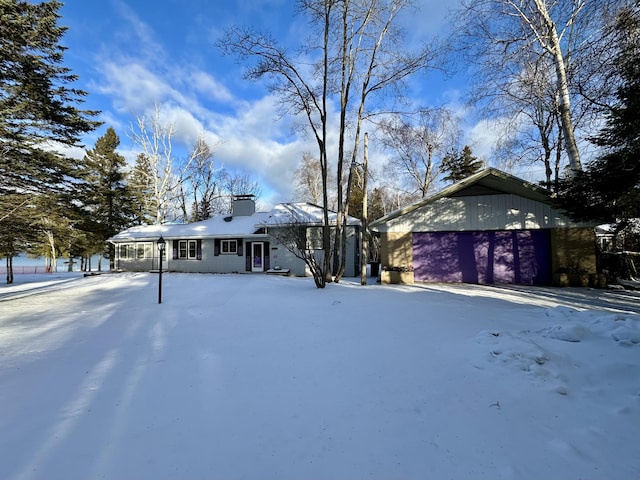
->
[412, 230, 551, 285]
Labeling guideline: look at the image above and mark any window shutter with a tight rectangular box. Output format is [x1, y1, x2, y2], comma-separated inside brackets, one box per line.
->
[245, 242, 251, 271]
[264, 242, 270, 270]
[237, 239, 243, 256]
[196, 240, 202, 260]
[214, 239, 220, 256]
[172, 240, 178, 260]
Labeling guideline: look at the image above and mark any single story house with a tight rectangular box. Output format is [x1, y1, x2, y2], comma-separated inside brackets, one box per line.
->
[109, 195, 361, 277]
[370, 168, 597, 286]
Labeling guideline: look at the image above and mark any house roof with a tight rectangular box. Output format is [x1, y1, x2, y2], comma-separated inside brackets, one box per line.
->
[257, 203, 361, 227]
[109, 211, 273, 243]
[109, 203, 360, 243]
[370, 168, 554, 228]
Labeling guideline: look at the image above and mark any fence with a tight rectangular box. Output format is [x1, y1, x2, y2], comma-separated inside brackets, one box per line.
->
[0, 266, 53, 275]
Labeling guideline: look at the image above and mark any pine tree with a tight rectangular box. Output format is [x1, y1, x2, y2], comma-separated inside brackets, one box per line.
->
[0, 0, 99, 196]
[558, 6, 640, 229]
[80, 127, 135, 268]
[442, 145, 483, 183]
[0, 0, 99, 279]
[347, 167, 365, 222]
[128, 153, 156, 225]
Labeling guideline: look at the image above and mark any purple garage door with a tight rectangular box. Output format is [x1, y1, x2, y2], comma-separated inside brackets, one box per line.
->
[412, 230, 551, 285]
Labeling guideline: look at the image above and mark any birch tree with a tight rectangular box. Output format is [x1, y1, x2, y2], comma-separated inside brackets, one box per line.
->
[378, 109, 460, 199]
[219, 2, 335, 287]
[332, 0, 436, 281]
[456, 0, 626, 175]
[129, 105, 176, 224]
[220, 0, 437, 286]
[558, 5, 640, 230]
[293, 152, 337, 207]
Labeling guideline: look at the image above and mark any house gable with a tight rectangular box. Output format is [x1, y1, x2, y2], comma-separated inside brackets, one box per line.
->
[371, 168, 580, 233]
[380, 194, 572, 233]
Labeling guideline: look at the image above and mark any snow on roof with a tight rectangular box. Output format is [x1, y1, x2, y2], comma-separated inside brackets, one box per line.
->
[109, 203, 360, 243]
[258, 203, 360, 227]
[109, 211, 272, 242]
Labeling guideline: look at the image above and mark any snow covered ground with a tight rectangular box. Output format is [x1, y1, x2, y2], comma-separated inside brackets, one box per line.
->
[0, 272, 638, 480]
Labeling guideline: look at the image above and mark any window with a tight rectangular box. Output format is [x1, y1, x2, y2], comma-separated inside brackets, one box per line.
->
[134, 243, 153, 259]
[178, 240, 199, 259]
[119, 244, 130, 259]
[221, 239, 237, 254]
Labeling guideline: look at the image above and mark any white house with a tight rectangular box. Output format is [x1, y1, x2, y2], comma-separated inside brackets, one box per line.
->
[109, 196, 362, 277]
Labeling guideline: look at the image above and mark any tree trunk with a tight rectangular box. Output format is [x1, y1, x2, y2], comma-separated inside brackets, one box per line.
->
[360, 133, 369, 285]
[6, 256, 13, 285]
[321, 1, 332, 287]
[552, 44, 582, 173]
[534, 0, 582, 173]
[45, 231, 58, 272]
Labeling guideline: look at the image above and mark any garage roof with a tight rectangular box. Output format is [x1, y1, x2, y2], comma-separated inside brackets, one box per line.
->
[370, 168, 554, 228]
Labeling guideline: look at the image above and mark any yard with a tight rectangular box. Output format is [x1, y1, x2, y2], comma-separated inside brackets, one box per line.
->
[0, 272, 638, 480]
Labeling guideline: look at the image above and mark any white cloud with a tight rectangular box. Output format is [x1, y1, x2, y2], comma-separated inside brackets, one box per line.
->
[95, 61, 174, 114]
[92, 46, 311, 202]
[467, 119, 501, 159]
[111, 0, 167, 62]
[84, 0, 487, 206]
[188, 71, 235, 104]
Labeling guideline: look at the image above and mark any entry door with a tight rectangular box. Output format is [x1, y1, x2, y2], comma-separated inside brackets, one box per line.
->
[252, 242, 264, 272]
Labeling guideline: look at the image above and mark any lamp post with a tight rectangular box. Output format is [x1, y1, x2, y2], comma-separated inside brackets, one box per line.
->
[157, 235, 166, 304]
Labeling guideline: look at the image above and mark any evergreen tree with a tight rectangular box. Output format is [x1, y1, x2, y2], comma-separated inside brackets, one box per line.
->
[0, 193, 39, 283]
[442, 145, 483, 183]
[128, 153, 156, 225]
[557, 6, 640, 231]
[368, 188, 387, 222]
[347, 168, 365, 222]
[0, 0, 99, 196]
[80, 127, 135, 268]
[0, 0, 99, 278]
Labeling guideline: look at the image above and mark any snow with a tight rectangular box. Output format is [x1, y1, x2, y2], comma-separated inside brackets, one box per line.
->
[108, 202, 360, 243]
[0, 273, 638, 480]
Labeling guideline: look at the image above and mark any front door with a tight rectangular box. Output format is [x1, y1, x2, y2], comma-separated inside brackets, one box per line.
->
[252, 242, 264, 272]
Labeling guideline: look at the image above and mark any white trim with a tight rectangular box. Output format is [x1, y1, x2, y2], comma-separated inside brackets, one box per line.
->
[251, 242, 264, 272]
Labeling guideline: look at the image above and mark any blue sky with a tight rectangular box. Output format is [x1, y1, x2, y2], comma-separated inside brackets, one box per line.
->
[57, 0, 489, 207]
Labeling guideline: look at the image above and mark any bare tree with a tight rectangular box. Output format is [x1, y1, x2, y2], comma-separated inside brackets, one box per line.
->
[455, 0, 625, 175]
[332, 0, 437, 282]
[220, 2, 336, 288]
[170, 137, 226, 222]
[266, 208, 329, 288]
[220, 0, 437, 286]
[221, 170, 262, 203]
[378, 108, 460, 198]
[293, 152, 336, 207]
[129, 105, 176, 224]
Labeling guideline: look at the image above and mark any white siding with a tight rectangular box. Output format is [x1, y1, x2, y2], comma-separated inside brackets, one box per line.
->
[382, 194, 572, 233]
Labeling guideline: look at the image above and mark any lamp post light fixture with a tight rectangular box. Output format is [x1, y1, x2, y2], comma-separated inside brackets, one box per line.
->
[157, 235, 166, 304]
